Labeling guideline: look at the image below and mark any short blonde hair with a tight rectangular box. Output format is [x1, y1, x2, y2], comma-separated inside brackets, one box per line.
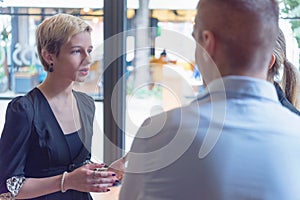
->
[36, 13, 92, 70]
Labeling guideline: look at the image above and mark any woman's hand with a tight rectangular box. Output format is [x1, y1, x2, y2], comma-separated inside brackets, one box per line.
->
[107, 155, 127, 181]
[64, 163, 118, 193]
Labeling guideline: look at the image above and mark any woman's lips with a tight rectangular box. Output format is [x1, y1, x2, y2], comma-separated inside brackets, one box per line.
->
[79, 68, 89, 76]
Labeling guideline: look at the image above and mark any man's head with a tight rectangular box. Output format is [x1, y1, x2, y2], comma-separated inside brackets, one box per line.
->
[193, 0, 279, 84]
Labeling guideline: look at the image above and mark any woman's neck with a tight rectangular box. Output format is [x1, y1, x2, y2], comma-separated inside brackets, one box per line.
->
[37, 77, 74, 101]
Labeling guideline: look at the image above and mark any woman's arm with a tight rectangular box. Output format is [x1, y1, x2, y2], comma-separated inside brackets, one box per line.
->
[16, 163, 117, 199]
[16, 175, 62, 199]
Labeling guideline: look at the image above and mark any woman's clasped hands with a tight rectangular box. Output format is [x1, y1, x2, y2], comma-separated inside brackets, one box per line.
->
[62, 163, 119, 193]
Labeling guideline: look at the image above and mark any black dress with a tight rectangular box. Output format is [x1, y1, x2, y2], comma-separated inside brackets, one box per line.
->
[0, 88, 95, 199]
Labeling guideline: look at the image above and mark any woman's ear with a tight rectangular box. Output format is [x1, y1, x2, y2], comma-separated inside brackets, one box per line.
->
[269, 54, 276, 69]
[42, 49, 54, 65]
[201, 30, 215, 57]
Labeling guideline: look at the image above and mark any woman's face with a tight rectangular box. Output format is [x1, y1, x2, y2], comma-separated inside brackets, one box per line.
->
[54, 31, 93, 83]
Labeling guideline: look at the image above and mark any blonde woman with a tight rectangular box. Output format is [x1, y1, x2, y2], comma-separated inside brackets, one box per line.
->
[0, 14, 118, 199]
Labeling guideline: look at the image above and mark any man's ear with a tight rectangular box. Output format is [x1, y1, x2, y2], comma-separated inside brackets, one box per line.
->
[201, 30, 215, 57]
[269, 54, 276, 69]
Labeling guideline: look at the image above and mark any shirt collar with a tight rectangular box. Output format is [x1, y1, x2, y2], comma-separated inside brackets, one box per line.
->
[198, 75, 279, 102]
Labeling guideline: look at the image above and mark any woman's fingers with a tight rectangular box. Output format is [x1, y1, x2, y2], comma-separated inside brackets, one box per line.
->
[94, 171, 116, 177]
[67, 163, 120, 193]
[91, 177, 118, 184]
[90, 183, 113, 192]
[86, 163, 106, 170]
[91, 168, 119, 185]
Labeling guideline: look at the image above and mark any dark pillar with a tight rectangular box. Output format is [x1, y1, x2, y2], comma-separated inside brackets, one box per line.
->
[103, 0, 127, 164]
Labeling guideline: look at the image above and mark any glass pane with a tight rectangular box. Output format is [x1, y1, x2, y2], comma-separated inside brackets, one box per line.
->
[124, 2, 201, 152]
[0, 4, 104, 100]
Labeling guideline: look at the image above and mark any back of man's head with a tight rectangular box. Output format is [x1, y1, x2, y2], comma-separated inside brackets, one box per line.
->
[196, 0, 279, 73]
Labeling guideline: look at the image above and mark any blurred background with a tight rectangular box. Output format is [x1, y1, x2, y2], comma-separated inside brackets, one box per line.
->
[0, 0, 299, 173]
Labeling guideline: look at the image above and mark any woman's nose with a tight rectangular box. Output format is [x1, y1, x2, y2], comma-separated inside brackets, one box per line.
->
[84, 52, 92, 65]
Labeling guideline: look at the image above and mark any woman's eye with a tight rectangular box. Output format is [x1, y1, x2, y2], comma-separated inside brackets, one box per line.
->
[72, 49, 81, 54]
[87, 49, 93, 54]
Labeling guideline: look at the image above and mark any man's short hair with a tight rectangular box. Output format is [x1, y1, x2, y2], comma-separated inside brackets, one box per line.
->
[195, 0, 279, 67]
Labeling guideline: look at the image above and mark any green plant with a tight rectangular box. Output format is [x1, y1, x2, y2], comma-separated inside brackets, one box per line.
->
[1, 26, 9, 42]
[0, 26, 8, 79]
[0, 48, 4, 79]
[0, 66, 4, 79]
[280, 0, 300, 48]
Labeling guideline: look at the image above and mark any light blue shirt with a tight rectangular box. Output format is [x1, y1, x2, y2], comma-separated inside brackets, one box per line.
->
[120, 76, 300, 200]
